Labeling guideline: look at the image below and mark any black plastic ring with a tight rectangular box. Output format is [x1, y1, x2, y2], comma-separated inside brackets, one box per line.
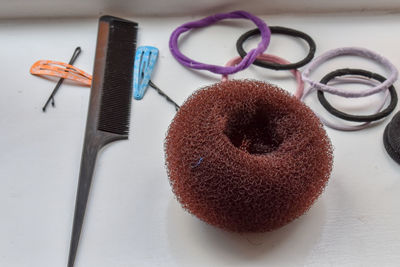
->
[383, 111, 400, 165]
[317, 68, 398, 123]
[236, 26, 316, 70]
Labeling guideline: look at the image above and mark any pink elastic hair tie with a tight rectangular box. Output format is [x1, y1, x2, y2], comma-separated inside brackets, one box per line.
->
[302, 47, 398, 98]
[222, 54, 304, 99]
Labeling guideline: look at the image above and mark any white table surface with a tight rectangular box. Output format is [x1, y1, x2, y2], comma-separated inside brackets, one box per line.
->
[0, 12, 399, 267]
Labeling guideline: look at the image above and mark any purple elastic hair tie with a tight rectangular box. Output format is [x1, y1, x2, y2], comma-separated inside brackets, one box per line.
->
[302, 47, 398, 98]
[169, 10, 271, 75]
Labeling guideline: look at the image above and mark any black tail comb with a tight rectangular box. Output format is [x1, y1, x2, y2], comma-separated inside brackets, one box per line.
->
[68, 15, 138, 267]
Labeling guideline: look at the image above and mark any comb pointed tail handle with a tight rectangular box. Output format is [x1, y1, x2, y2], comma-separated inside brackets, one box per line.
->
[68, 138, 101, 267]
[68, 132, 127, 267]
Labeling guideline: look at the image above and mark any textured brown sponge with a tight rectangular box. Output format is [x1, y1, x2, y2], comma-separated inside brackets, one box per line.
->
[165, 80, 333, 232]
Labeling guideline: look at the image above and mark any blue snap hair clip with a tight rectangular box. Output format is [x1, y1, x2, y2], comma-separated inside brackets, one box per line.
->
[133, 46, 159, 100]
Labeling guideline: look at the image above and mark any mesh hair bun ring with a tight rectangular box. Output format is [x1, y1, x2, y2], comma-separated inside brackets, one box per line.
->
[165, 80, 333, 232]
[383, 112, 400, 165]
[169, 10, 271, 75]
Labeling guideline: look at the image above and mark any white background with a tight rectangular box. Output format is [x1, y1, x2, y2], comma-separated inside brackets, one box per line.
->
[0, 12, 400, 267]
[1, 0, 400, 18]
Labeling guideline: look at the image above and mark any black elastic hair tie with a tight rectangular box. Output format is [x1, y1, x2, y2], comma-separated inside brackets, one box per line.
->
[317, 68, 398, 123]
[383, 111, 400, 165]
[236, 26, 316, 70]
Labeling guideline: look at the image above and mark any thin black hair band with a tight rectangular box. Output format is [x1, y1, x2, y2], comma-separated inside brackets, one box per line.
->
[236, 26, 316, 70]
[317, 68, 397, 123]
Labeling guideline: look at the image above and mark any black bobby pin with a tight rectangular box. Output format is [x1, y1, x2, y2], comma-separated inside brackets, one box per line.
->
[42, 47, 81, 112]
[149, 80, 180, 111]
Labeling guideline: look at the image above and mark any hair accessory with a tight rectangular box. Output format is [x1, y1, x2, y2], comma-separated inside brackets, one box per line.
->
[165, 80, 333, 232]
[133, 46, 159, 100]
[40, 47, 82, 112]
[30, 59, 92, 87]
[133, 46, 180, 110]
[236, 26, 316, 70]
[148, 81, 180, 111]
[317, 68, 398, 122]
[303, 73, 390, 131]
[222, 54, 304, 99]
[383, 111, 400, 165]
[169, 10, 271, 75]
[302, 47, 398, 98]
[67, 16, 138, 267]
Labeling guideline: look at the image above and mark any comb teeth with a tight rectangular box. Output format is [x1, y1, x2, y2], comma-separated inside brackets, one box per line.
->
[98, 17, 138, 135]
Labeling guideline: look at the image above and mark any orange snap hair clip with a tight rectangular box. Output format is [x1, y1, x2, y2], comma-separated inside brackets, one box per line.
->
[30, 60, 92, 86]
